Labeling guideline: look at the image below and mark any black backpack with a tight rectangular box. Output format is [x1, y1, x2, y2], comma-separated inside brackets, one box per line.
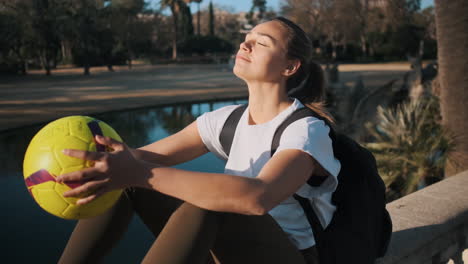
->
[219, 105, 392, 264]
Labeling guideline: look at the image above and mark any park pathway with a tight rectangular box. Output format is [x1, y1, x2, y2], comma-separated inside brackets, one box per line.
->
[0, 63, 410, 132]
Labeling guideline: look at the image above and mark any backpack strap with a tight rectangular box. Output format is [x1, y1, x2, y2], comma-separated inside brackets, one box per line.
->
[293, 194, 325, 242]
[272, 106, 335, 242]
[271, 107, 315, 157]
[271, 107, 335, 157]
[219, 104, 248, 158]
[271, 106, 333, 187]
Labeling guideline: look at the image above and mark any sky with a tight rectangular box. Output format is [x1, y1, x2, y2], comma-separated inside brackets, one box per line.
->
[149, 0, 434, 14]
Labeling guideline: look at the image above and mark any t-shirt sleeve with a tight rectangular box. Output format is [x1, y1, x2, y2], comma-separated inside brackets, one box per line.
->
[196, 105, 241, 160]
[274, 117, 341, 197]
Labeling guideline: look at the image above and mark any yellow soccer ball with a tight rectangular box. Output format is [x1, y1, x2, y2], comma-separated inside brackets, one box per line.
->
[23, 116, 123, 219]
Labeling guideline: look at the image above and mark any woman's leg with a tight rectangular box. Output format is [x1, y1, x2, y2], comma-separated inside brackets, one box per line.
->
[58, 188, 183, 264]
[60, 187, 311, 264]
[125, 187, 183, 237]
[141, 202, 219, 264]
[58, 192, 134, 264]
[211, 213, 307, 264]
[300, 246, 320, 264]
[141, 206, 307, 264]
[124, 188, 220, 264]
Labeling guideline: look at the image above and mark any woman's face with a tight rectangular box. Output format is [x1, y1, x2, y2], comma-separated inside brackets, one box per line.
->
[233, 20, 292, 84]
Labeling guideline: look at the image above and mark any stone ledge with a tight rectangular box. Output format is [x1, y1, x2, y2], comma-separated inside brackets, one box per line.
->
[377, 171, 468, 263]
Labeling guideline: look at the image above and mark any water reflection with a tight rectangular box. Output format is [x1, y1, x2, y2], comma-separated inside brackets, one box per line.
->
[0, 99, 246, 179]
[0, 98, 246, 263]
[0, 127, 41, 178]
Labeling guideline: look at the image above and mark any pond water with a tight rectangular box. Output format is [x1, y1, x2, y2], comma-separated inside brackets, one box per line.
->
[0, 99, 246, 263]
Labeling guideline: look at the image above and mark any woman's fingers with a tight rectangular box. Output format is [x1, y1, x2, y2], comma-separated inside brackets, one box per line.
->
[57, 136, 129, 203]
[76, 187, 108, 205]
[76, 194, 97, 205]
[95, 135, 124, 151]
[62, 178, 107, 198]
[56, 167, 97, 183]
[62, 149, 107, 161]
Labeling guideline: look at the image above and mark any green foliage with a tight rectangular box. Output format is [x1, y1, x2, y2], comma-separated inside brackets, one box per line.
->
[178, 35, 234, 55]
[30, 0, 68, 74]
[379, 24, 425, 59]
[0, 12, 24, 74]
[0, 13, 18, 54]
[0, 0, 439, 73]
[208, 1, 214, 35]
[179, 2, 194, 40]
[112, 0, 145, 14]
[281, 0, 435, 62]
[365, 97, 455, 201]
[247, 0, 267, 24]
[71, 38, 127, 67]
[406, 0, 421, 13]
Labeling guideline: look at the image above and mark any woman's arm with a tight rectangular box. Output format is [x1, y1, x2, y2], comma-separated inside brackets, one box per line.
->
[57, 133, 317, 215]
[135, 148, 317, 215]
[130, 121, 209, 166]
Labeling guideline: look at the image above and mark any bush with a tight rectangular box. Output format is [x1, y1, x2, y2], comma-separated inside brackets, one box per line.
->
[365, 96, 455, 201]
[178, 35, 234, 56]
[71, 45, 127, 67]
[0, 61, 20, 75]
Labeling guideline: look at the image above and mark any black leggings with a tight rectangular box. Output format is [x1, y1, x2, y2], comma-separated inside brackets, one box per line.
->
[58, 188, 319, 264]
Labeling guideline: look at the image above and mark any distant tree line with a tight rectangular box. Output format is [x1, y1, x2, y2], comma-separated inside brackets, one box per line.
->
[0, 0, 436, 75]
[0, 0, 235, 75]
[280, 0, 436, 62]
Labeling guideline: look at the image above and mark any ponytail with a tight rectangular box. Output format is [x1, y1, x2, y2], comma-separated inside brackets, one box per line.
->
[274, 16, 334, 125]
[287, 60, 335, 124]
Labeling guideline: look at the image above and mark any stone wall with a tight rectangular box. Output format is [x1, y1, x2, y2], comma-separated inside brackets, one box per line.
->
[377, 171, 468, 264]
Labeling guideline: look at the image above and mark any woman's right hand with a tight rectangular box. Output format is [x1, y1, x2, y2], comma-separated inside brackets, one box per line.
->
[56, 135, 149, 205]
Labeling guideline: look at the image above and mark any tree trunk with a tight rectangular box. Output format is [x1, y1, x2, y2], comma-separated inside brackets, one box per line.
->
[127, 45, 133, 69]
[45, 65, 51, 76]
[84, 65, 90, 75]
[40, 53, 51, 76]
[360, 33, 367, 56]
[13, 48, 27, 75]
[209, 1, 214, 36]
[127, 16, 133, 69]
[331, 41, 337, 60]
[61, 41, 67, 62]
[434, 0, 468, 176]
[83, 45, 90, 75]
[171, 8, 178, 60]
[197, 2, 200, 35]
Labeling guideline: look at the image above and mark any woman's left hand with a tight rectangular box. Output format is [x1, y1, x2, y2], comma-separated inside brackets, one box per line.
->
[56, 135, 144, 205]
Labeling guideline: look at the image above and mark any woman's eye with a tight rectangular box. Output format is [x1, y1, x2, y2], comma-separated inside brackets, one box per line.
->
[258, 42, 267, 47]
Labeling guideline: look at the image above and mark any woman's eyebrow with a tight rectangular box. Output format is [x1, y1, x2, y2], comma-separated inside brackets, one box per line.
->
[246, 31, 277, 43]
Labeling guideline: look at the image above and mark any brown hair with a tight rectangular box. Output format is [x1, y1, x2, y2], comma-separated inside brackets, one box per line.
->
[273, 16, 334, 124]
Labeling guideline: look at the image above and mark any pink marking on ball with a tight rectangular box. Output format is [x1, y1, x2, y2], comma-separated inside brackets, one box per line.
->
[25, 169, 84, 194]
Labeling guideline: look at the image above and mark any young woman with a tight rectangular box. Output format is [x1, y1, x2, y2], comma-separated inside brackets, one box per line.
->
[57, 17, 340, 264]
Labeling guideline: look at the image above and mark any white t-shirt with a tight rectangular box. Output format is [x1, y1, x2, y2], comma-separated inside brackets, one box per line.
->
[196, 98, 341, 249]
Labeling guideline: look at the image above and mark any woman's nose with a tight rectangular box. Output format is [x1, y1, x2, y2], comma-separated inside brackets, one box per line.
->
[240, 41, 251, 52]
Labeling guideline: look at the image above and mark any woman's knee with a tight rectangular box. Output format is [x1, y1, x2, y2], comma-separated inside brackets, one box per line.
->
[211, 213, 306, 264]
[125, 187, 183, 236]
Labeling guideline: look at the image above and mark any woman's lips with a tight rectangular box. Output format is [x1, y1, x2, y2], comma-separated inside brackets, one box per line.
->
[236, 55, 251, 62]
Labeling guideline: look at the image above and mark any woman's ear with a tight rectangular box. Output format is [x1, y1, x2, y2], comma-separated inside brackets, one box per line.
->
[282, 60, 301, 77]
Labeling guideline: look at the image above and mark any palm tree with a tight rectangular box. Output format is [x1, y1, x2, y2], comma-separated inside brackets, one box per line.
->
[365, 96, 455, 201]
[184, 0, 202, 35]
[434, 0, 468, 176]
[161, 0, 184, 60]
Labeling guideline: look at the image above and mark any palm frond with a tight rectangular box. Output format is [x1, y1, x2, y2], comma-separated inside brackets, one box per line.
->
[364, 96, 455, 201]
